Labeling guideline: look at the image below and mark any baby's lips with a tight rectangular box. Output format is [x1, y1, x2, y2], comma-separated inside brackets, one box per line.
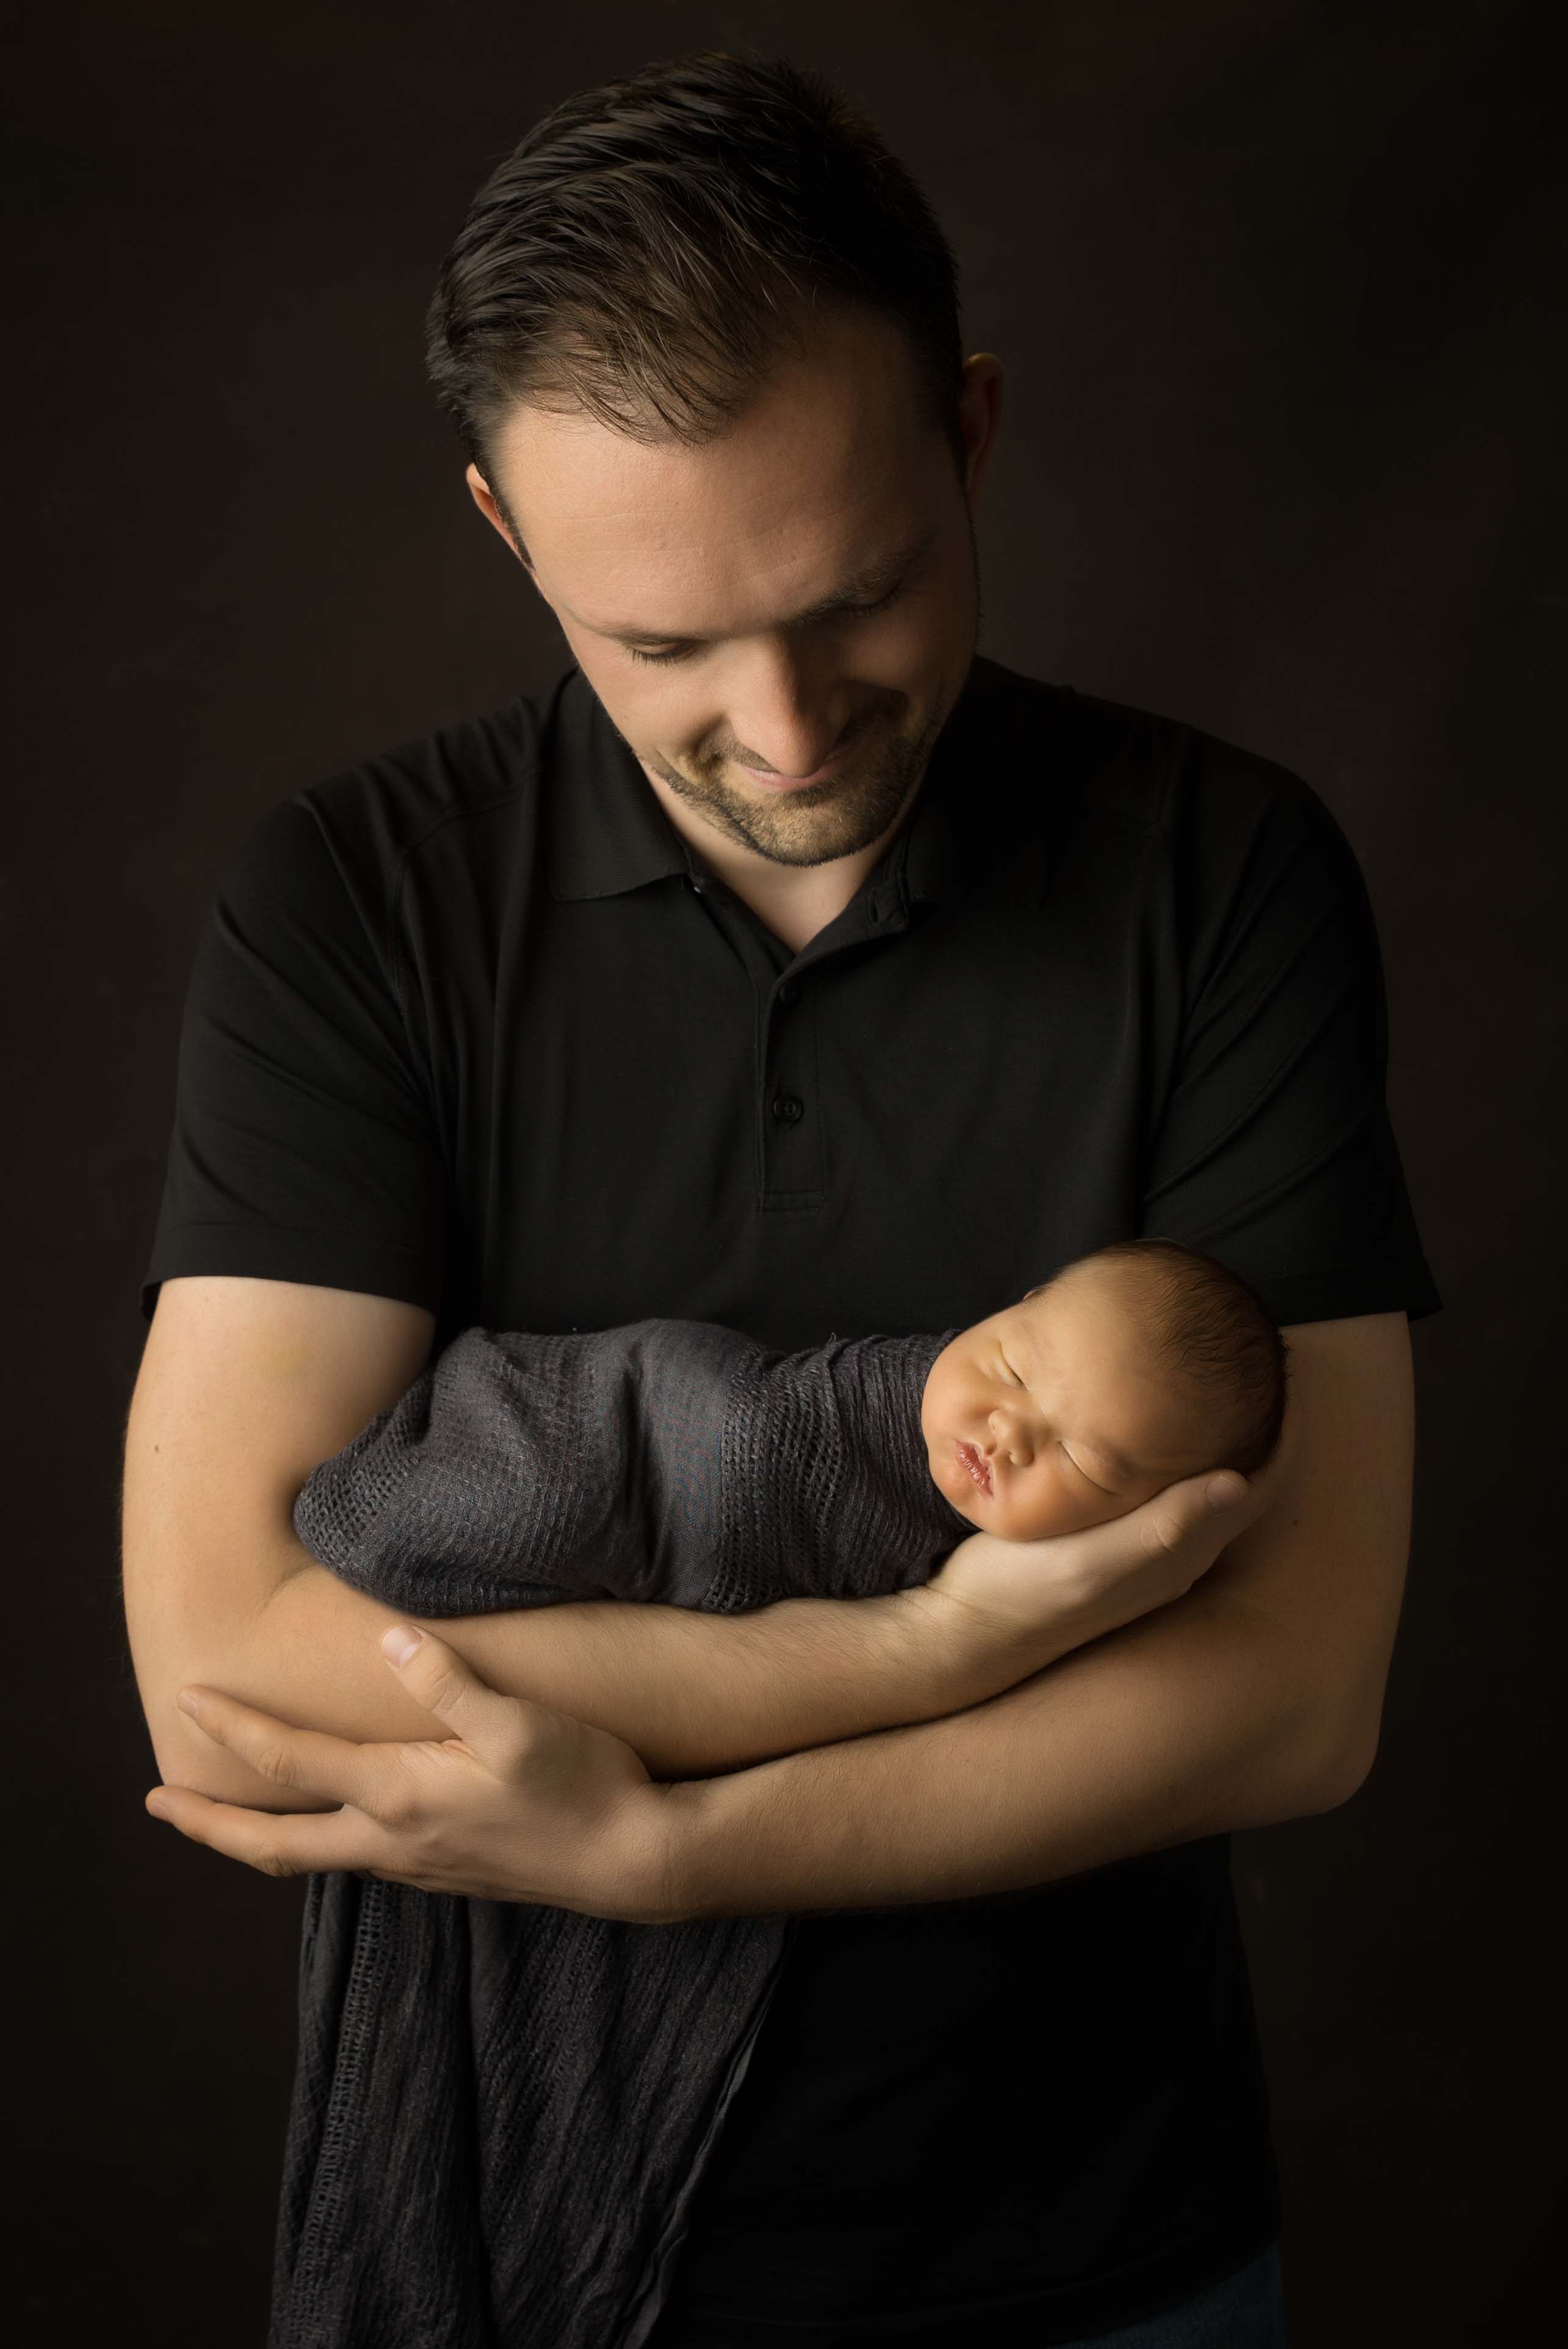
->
[955, 1439, 994, 1496]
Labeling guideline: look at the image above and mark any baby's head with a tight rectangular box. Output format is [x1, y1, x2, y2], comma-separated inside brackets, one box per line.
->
[922, 1239, 1289, 1541]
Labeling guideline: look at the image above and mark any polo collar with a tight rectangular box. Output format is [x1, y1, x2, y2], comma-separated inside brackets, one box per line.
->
[546, 669, 695, 901]
[899, 657, 1066, 912]
[544, 656, 1068, 911]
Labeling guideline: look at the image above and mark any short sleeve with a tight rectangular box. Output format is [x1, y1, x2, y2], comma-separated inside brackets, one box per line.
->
[139, 794, 445, 1322]
[1139, 752, 1440, 1328]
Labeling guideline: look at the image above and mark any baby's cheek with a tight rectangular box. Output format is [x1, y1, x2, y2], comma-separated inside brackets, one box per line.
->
[1005, 1485, 1079, 1542]
[1011, 1474, 1137, 1542]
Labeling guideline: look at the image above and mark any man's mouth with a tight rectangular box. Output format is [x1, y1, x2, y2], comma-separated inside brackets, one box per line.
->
[955, 1441, 993, 1496]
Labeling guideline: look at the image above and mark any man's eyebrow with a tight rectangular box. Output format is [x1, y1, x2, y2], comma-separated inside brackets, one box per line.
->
[577, 526, 939, 648]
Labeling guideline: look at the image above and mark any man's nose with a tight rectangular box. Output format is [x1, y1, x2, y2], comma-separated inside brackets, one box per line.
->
[723, 642, 851, 781]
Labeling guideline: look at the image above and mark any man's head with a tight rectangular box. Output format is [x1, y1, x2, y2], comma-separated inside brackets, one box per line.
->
[424, 52, 1002, 870]
[922, 1239, 1291, 1542]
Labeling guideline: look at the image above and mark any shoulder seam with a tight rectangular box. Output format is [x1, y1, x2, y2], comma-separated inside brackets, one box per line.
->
[385, 783, 533, 936]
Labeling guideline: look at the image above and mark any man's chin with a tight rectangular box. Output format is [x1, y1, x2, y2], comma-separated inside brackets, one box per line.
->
[717, 758, 923, 864]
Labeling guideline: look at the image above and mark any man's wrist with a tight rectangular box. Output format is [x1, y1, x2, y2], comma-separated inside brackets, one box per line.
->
[900, 1577, 1071, 1699]
[718, 1581, 1041, 1759]
[635, 1779, 705, 1926]
[644, 1774, 769, 1925]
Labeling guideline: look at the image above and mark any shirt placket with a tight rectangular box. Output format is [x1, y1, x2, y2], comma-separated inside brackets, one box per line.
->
[756, 955, 824, 1209]
[687, 858, 911, 1215]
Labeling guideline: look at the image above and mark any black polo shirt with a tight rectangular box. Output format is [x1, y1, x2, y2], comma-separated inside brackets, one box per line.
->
[141, 653, 1439, 2343]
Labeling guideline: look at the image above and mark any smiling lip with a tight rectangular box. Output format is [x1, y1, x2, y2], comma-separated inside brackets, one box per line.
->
[955, 1441, 993, 1497]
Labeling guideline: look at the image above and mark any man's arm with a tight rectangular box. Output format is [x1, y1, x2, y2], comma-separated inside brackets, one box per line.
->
[646, 1312, 1414, 1921]
[123, 1276, 1057, 1811]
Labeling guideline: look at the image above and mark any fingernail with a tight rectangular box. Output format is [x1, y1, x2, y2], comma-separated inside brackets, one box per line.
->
[1205, 1474, 1246, 1510]
[176, 1688, 203, 1718]
[381, 1626, 423, 1665]
[146, 1792, 172, 1820]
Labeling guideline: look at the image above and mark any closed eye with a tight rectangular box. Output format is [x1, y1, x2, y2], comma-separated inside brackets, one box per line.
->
[624, 580, 908, 668]
[626, 639, 700, 669]
[840, 580, 905, 621]
[1060, 1442, 1114, 1494]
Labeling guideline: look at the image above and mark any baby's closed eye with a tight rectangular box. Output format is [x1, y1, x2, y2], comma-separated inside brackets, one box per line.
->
[1059, 1442, 1114, 1494]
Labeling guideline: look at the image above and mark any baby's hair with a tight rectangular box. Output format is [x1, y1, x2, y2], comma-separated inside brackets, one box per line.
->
[1027, 1238, 1290, 1478]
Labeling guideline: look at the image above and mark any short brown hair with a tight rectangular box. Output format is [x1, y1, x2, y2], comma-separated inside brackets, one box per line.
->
[422, 49, 966, 542]
[1033, 1238, 1291, 1479]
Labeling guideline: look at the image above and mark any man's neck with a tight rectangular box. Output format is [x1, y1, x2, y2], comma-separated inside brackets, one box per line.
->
[638, 766, 919, 956]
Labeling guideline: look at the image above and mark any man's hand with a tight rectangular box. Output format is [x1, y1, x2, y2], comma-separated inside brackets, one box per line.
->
[142, 1623, 674, 1924]
[922, 1397, 1299, 1652]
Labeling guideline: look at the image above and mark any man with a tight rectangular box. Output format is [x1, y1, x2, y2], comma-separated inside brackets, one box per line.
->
[123, 50, 1438, 2349]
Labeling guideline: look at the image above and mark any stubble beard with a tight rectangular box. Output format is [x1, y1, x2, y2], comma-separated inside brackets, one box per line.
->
[618, 512, 983, 870]
[645, 696, 953, 867]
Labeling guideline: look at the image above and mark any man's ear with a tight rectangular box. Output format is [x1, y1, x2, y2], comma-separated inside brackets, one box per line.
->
[958, 351, 1004, 509]
[464, 463, 532, 571]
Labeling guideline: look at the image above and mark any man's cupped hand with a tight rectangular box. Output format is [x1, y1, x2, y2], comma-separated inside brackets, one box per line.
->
[143, 1625, 675, 1924]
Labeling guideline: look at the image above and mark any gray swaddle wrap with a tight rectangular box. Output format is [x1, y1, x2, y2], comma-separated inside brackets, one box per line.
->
[270, 1319, 969, 2349]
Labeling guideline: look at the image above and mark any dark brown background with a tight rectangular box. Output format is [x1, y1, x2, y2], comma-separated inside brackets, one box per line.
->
[8, 2, 1561, 2339]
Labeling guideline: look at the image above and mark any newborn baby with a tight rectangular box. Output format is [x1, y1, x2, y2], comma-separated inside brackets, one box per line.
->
[922, 1236, 1287, 1541]
[293, 1237, 1287, 1624]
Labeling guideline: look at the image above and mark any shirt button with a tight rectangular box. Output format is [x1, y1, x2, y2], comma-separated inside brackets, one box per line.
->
[776, 979, 798, 1007]
[771, 1090, 804, 1124]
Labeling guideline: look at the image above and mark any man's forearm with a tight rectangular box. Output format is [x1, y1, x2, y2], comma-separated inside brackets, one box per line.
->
[170, 1557, 1058, 1806]
[651, 1580, 1361, 1922]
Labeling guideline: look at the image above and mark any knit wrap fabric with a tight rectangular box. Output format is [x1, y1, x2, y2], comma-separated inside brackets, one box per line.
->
[271, 1320, 969, 2349]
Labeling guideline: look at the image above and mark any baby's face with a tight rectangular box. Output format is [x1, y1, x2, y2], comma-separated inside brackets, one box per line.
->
[921, 1264, 1230, 1541]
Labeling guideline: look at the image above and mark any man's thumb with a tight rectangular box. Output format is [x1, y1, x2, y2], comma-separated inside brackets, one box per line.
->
[379, 1621, 556, 1773]
[379, 1623, 500, 1734]
[1140, 1468, 1250, 1563]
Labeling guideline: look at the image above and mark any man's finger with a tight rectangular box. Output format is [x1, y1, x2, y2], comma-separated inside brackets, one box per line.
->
[175, 1686, 389, 1812]
[1136, 1469, 1252, 1561]
[144, 1781, 388, 1879]
[380, 1625, 554, 1777]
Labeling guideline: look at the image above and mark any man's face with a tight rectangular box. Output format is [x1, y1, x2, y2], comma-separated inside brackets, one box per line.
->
[467, 306, 1001, 868]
